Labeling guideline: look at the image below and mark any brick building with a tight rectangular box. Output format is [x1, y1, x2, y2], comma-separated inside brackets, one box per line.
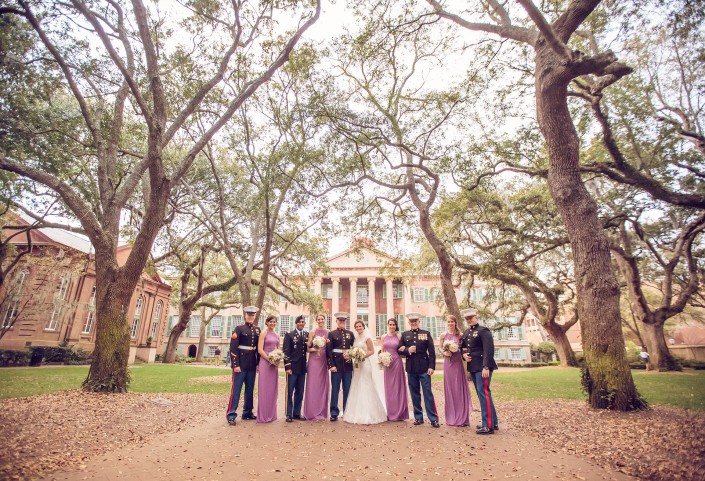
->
[168, 242, 532, 363]
[0, 215, 171, 363]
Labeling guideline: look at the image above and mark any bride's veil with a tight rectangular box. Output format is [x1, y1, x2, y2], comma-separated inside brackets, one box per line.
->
[353, 323, 386, 407]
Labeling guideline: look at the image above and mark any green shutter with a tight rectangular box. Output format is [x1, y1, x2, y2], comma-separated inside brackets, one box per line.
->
[382, 284, 386, 299]
[517, 326, 524, 340]
[339, 284, 343, 298]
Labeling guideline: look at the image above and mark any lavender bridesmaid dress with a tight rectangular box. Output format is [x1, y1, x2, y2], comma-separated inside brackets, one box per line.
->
[442, 332, 471, 426]
[303, 328, 330, 420]
[257, 331, 280, 423]
[383, 334, 409, 421]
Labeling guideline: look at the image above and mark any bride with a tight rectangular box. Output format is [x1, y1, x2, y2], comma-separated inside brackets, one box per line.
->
[343, 320, 387, 424]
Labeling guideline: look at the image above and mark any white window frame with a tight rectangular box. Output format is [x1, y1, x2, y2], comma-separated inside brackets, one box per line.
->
[210, 315, 223, 338]
[507, 326, 518, 340]
[130, 295, 144, 338]
[151, 301, 163, 339]
[189, 315, 201, 337]
[279, 315, 290, 335]
[46, 274, 70, 331]
[393, 283, 403, 299]
[356, 286, 368, 305]
[208, 346, 218, 356]
[412, 287, 425, 303]
[494, 348, 501, 359]
[510, 348, 522, 361]
[2, 270, 27, 329]
[321, 284, 332, 299]
[82, 286, 97, 334]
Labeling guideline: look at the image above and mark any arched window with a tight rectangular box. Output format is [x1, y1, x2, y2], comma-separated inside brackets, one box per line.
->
[130, 296, 144, 338]
[150, 301, 163, 339]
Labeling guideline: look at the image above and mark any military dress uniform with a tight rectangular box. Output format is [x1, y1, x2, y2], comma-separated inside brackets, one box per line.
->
[226, 319, 261, 423]
[283, 326, 309, 420]
[460, 315, 499, 433]
[326, 316, 354, 420]
[398, 314, 439, 426]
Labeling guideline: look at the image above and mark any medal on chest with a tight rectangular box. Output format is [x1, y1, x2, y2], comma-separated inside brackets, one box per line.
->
[419, 334, 427, 341]
[473, 331, 478, 338]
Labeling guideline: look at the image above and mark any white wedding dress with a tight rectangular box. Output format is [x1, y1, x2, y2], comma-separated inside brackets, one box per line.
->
[343, 327, 387, 424]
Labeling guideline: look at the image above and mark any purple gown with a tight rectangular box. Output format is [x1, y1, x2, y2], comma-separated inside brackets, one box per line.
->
[383, 334, 409, 421]
[303, 328, 330, 420]
[257, 331, 280, 423]
[442, 333, 471, 426]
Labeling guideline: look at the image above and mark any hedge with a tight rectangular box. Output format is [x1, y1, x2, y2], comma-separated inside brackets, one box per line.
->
[0, 349, 31, 367]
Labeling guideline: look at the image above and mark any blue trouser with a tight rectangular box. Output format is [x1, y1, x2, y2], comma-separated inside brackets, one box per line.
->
[226, 369, 256, 420]
[286, 372, 306, 418]
[471, 370, 498, 429]
[407, 372, 438, 423]
[329, 371, 352, 417]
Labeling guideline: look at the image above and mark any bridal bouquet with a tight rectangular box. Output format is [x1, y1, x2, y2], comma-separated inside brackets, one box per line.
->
[442, 340, 460, 356]
[378, 351, 392, 369]
[312, 336, 326, 356]
[346, 347, 367, 368]
[267, 348, 286, 365]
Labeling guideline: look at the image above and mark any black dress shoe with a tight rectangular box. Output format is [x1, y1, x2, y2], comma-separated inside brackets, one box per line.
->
[242, 415, 257, 420]
[293, 416, 303, 420]
[476, 427, 495, 435]
[227, 418, 237, 426]
[431, 421, 440, 428]
[413, 419, 423, 425]
[286, 416, 293, 422]
[476, 424, 498, 430]
[330, 416, 338, 421]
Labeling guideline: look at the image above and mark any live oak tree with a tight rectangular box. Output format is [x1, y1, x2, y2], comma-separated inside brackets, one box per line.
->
[0, 0, 320, 392]
[435, 183, 579, 366]
[425, 0, 645, 409]
[317, 4, 488, 323]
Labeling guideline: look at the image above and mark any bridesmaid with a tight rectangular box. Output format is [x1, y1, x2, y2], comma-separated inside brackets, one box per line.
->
[440, 315, 471, 426]
[381, 317, 409, 421]
[257, 315, 281, 423]
[303, 313, 330, 420]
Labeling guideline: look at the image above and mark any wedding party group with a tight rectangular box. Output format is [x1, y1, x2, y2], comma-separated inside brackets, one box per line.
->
[226, 306, 499, 435]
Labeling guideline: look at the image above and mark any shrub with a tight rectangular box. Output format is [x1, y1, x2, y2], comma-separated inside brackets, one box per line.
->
[28, 345, 92, 366]
[496, 362, 547, 368]
[0, 349, 31, 367]
[547, 361, 561, 366]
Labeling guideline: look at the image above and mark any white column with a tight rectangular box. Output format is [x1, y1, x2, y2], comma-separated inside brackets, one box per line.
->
[403, 279, 412, 330]
[313, 277, 322, 330]
[332, 277, 340, 317]
[350, 277, 358, 325]
[368, 277, 376, 336]
[385, 278, 394, 318]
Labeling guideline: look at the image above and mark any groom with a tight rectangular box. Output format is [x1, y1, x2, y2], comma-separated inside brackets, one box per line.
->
[326, 312, 354, 421]
[398, 312, 440, 428]
[283, 314, 308, 422]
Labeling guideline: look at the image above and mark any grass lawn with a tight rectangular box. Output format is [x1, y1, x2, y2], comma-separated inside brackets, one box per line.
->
[1, 364, 703, 410]
[491, 367, 705, 410]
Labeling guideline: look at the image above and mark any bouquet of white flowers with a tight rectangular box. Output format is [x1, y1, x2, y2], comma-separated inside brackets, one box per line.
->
[267, 348, 286, 365]
[442, 339, 460, 356]
[312, 335, 326, 356]
[346, 347, 367, 368]
[378, 351, 392, 369]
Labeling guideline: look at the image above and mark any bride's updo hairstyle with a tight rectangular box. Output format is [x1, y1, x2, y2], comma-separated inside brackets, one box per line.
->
[354, 320, 365, 330]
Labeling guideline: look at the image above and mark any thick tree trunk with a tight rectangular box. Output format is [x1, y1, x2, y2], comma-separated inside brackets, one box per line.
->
[544, 322, 577, 367]
[196, 308, 206, 362]
[163, 308, 193, 363]
[83, 257, 133, 392]
[535, 45, 645, 410]
[641, 321, 680, 371]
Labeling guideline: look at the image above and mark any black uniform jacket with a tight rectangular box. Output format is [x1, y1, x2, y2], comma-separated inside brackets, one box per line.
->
[326, 328, 354, 373]
[397, 328, 436, 374]
[230, 323, 261, 370]
[283, 329, 308, 374]
[460, 324, 498, 373]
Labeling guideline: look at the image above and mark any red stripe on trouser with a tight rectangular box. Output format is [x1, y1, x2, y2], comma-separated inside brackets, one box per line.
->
[483, 376, 492, 429]
[227, 371, 236, 414]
